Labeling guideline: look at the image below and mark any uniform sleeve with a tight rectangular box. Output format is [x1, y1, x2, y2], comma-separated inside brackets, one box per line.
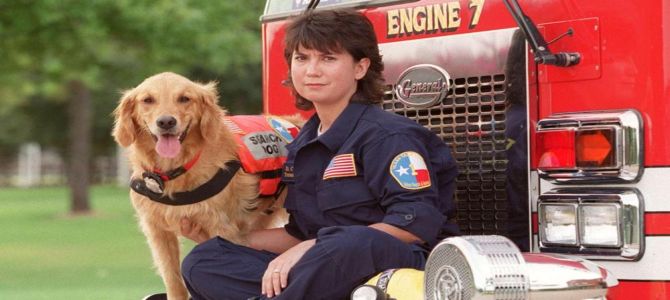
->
[283, 213, 306, 241]
[362, 133, 446, 246]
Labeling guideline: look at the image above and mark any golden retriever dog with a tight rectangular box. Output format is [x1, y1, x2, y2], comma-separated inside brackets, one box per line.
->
[113, 72, 297, 300]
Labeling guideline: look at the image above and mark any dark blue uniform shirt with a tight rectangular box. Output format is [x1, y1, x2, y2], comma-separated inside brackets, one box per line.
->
[282, 103, 459, 248]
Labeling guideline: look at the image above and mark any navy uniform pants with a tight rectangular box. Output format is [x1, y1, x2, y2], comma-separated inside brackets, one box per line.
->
[181, 225, 427, 300]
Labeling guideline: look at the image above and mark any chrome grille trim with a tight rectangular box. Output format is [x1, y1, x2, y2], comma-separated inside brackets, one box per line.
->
[383, 74, 509, 236]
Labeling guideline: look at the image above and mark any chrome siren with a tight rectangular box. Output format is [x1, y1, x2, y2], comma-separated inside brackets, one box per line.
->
[424, 235, 618, 300]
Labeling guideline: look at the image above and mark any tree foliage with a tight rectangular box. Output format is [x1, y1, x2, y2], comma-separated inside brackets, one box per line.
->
[0, 0, 266, 212]
[0, 0, 265, 154]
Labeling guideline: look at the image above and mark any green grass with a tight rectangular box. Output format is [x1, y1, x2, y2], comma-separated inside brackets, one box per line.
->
[0, 185, 196, 300]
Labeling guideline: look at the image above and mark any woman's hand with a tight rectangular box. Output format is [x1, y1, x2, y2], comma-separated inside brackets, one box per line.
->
[180, 218, 210, 244]
[262, 239, 316, 297]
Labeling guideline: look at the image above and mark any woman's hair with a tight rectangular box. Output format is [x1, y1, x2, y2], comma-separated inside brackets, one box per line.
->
[283, 9, 385, 110]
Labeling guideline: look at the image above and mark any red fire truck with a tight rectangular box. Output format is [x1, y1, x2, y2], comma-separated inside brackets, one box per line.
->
[260, 0, 670, 299]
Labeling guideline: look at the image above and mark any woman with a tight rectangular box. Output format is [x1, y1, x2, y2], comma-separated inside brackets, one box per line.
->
[180, 8, 459, 300]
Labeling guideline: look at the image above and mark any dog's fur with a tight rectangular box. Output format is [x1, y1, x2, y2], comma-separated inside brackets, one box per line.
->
[113, 72, 295, 300]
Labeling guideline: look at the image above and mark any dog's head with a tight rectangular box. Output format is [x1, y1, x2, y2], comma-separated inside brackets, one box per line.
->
[112, 72, 223, 158]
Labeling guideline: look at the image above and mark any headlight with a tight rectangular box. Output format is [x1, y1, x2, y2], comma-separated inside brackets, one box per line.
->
[538, 188, 644, 260]
[539, 203, 578, 245]
[579, 204, 621, 247]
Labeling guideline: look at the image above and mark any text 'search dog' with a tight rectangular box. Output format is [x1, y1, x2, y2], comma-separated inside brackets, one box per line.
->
[112, 72, 302, 300]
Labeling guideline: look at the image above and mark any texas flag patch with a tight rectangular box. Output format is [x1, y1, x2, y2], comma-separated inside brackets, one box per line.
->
[390, 151, 432, 189]
[323, 154, 357, 180]
[267, 117, 300, 143]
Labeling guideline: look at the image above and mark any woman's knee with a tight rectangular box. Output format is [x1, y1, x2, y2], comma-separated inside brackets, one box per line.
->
[316, 225, 423, 269]
[181, 238, 220, 281]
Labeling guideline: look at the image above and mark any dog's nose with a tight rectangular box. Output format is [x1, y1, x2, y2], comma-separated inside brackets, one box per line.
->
[156, 116, 177, 130]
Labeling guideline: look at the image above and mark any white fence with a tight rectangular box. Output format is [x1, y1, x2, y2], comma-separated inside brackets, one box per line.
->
[0, 143, 129, 187]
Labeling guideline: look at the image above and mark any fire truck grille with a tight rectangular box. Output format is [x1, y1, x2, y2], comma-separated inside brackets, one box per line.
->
[382, 74, 508, 236]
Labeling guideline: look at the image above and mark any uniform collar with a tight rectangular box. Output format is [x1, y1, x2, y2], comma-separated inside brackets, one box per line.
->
[317, 102, 369, 152]
[286, 113, 319, 152]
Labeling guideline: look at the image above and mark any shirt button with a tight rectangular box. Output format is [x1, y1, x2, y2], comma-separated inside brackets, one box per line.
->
[404, 214, 414, 221]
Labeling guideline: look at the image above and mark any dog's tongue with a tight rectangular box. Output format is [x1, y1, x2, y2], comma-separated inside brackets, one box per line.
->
[156, 135, 181, 158]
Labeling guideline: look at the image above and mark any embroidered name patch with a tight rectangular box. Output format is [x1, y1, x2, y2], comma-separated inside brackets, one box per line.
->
[323, 154, 357, 180]
[267, 116, 299, 143]
[283, 164, 294, 178]
[390, 151, 431, 189]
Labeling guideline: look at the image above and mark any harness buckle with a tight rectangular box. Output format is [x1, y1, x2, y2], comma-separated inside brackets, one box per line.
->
[142, 172, 165, 194]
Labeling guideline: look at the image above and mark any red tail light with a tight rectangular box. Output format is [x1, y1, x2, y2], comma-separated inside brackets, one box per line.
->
[537, 128, 617, 170]
[537, 130, 576, 169]
[535, 110, 643, 183]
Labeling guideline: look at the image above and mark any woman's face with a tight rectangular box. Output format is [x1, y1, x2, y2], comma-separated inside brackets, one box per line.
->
[290, 46, 369, 108]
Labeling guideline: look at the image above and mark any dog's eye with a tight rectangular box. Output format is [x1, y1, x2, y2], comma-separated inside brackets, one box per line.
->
[178, 96, 190, 103]
[143, 97, 155, 104]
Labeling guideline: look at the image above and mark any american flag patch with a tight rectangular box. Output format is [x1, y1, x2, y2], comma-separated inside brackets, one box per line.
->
[223, 118, 245, 135]
[323, 154, 357, 180]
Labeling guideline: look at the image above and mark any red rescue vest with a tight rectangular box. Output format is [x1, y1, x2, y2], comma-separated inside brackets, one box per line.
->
[223, 116, 299, 196]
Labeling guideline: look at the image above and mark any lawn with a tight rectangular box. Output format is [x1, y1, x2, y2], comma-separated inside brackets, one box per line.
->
[0, 185, 196, 300]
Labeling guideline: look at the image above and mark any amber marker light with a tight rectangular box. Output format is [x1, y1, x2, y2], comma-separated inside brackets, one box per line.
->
[576, 128, 616, 168]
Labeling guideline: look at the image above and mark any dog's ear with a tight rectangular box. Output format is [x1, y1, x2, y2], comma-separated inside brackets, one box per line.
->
[112, 89, 138, 147]
[198, 81, 224, 141]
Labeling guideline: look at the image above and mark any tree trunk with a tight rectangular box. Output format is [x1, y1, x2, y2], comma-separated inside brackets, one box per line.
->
[67, 80, 92, 214]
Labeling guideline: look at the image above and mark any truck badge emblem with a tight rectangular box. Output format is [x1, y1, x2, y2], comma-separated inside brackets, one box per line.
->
[394, 64, 450, 108]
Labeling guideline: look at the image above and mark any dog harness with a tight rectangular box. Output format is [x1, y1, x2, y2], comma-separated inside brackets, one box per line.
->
[129, 116, 298, 206]
[223, 115, 299, 197]
[130, 158, 242, 206]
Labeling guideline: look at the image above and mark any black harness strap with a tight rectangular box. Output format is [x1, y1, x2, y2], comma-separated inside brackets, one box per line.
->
[256, 168, 284, 198]
[130, 160, 242, 206]
[258, 168, 283, 179]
